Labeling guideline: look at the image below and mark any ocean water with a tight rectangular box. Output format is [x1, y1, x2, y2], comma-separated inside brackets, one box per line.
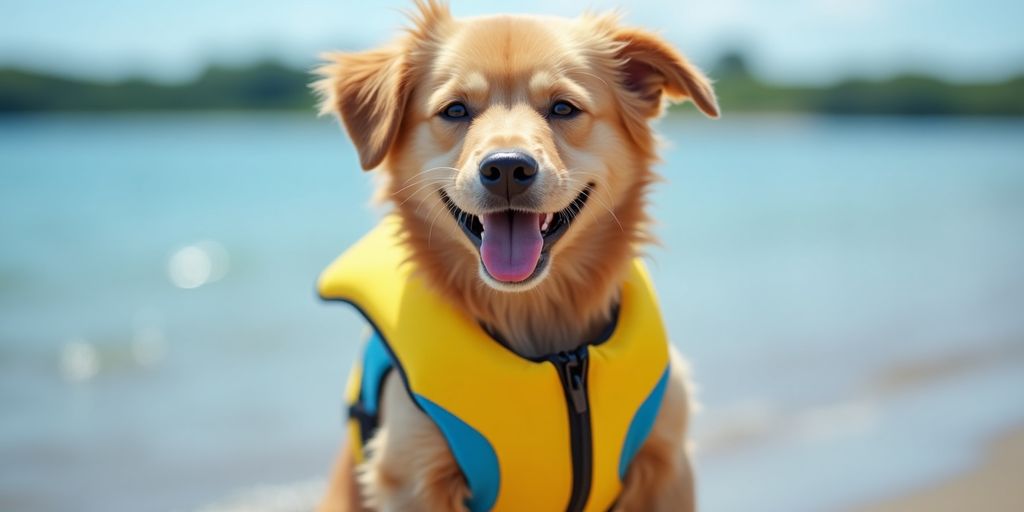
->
[1, 113, 1023, 511]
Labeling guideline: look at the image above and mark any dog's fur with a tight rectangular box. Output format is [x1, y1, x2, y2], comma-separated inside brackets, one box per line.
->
[314, 2, 718, 510]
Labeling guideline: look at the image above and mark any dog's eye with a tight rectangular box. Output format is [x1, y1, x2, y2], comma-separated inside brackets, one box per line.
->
[441, 102, 469, 120]
[550, 101, 579, 118]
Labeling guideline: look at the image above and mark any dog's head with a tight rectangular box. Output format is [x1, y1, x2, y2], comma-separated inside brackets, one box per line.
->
[317, 1, 717, 294]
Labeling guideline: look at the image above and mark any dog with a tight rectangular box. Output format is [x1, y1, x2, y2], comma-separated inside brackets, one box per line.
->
[314, 2, 718, 510]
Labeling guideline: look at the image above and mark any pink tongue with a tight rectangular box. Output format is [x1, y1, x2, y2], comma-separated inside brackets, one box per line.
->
[480, 212, 543, 283]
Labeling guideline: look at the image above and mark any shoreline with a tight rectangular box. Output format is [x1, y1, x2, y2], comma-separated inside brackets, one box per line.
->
[856, 425, 1024, 512]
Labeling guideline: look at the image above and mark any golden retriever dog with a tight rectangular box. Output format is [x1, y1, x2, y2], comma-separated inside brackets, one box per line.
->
[314, 1, 718, 510]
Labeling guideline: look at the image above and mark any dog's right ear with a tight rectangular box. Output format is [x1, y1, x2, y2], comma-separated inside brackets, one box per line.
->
[315, 1, 452, 171]
[315, 45, 411, 171]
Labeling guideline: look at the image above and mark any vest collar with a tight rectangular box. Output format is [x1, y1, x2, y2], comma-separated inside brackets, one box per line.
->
[479, 303, 621, 363]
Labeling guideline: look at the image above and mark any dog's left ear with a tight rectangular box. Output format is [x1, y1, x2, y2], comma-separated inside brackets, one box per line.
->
[613, 28, 720, 119]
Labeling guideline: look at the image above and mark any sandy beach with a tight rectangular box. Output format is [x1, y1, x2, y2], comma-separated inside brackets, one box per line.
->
[855, 342, 1024, 512]
[858, 426, 1024, 512]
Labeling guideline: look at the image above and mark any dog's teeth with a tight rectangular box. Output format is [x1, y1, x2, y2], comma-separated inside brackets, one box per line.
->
[541, 213, 553, 233]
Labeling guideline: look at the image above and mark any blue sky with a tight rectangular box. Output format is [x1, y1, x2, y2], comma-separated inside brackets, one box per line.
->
[3, 0, 1023, 84]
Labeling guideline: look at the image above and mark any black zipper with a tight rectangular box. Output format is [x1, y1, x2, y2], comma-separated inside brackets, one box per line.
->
[551, 347, 592, 512]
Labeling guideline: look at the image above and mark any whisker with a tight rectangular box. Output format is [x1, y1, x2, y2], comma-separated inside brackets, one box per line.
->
[428, 195, 458, 248]
[399, 166, 458, 185]
[395, 178, 450, 197]
[564, 176, 623, 232]
[414, 186, 448, 216]
[418, 200, 443, 244]
[392, 167, 457, 195]
[397, 180, 451, 210]
[392, 176, 446, 197]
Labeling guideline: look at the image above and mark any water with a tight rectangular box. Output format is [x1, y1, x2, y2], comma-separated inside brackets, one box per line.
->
[1, 113, 1022, 511]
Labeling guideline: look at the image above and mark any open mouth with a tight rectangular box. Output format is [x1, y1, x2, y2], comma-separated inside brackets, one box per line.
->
[440, 183, 594, 284]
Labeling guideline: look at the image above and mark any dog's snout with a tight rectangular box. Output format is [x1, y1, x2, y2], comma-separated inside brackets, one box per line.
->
[479, 151, 538, 200]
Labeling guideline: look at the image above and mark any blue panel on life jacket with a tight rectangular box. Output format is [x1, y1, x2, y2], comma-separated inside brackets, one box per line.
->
[415, 394, 501, 512]
[618, 365, 670, 480]
[360, 331, 394, 416]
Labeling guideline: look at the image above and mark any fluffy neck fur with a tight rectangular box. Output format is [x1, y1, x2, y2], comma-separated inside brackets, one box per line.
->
[391, 174, 655, 360]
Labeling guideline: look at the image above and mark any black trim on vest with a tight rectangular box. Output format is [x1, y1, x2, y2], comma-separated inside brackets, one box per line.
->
[348, 402, 376, 446]
[346, 364, 394, 447]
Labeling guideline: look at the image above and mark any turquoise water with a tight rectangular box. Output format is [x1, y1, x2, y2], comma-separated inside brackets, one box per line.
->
[1, 114, 1023, 511]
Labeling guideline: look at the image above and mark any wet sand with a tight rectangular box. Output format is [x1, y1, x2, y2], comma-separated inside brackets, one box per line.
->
[858, 426, 1024, 512]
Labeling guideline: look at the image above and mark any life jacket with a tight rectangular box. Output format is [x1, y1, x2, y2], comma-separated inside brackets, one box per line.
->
[318, 216, 671, 512]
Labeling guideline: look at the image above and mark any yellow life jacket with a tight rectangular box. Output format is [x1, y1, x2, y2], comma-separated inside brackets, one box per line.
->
[318, 217, 671, 512]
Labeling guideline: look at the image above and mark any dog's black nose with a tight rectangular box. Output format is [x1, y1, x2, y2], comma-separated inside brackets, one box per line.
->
[479, 151, 538, 200]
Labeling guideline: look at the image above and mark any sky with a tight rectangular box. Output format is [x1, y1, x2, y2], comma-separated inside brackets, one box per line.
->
[2, 0, 1023, 85]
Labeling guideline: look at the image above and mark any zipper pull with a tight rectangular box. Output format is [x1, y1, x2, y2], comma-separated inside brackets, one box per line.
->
[562, 351, 589, 414]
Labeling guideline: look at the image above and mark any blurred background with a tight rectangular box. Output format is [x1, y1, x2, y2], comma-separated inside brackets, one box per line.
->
[2, 1, 1023, 511]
